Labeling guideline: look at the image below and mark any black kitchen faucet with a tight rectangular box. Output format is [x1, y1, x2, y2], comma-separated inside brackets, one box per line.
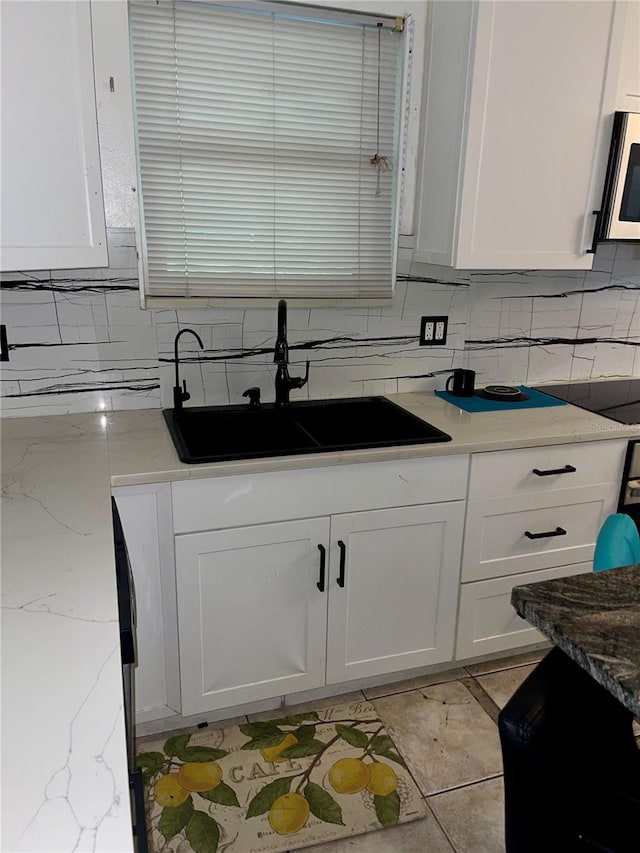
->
[273, 299, 309, 407]
[172, 327, 204, 411]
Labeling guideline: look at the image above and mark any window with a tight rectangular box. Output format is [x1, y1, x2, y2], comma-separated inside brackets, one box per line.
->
[129, 0, 405, 302]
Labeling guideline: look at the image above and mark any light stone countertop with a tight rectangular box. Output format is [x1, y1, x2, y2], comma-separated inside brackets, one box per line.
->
[2, 391, 639, 852]
[106, 391, 640, 485]
[512, 564, 640, 717]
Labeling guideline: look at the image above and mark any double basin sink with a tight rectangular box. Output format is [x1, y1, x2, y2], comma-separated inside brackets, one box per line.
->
[164, 396, 451, 464]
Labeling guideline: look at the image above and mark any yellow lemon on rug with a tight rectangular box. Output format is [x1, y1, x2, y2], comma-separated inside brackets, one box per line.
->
[154, 773, 190, 807]
[268, 792, 310, 835]
[261, 733, 298, 763]
[328, 757, 372, 794]
[177, 761, 223, 792]
[366, 762, 398, 796]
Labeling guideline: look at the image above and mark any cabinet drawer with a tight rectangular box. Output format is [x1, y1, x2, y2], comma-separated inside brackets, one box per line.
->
[172, 455, 468, 534]
[468, 440, 626, 500]
[456, 562, 591, 660]
[462, 484, 618, 582]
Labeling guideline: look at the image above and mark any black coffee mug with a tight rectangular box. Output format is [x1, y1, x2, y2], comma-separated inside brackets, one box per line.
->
[446, 368, 476, 397]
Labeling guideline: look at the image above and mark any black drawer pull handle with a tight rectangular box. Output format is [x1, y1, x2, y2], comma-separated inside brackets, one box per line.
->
[524, 527, 567, 540]
[532, 465, 576, 477]
[337, 540, 346, 588]
[317, 544, 326, 592]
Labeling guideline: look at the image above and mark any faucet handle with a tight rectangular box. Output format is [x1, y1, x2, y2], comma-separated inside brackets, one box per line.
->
[242, 386, 262, 408]
[173, 380, 190, 410]
[291, 361, 310, 390]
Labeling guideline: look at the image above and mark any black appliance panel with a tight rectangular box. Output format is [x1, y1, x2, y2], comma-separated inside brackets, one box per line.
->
[532, 379, 640, 425]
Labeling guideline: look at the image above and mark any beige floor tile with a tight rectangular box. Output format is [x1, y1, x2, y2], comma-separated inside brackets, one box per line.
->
[464, 648, 548, 677]
[373, 681, 503, 796]
[247, 691, 367, 722]
[298, 805, 454, 852]
[476, 664, 537, 709]
[363, 667, 468, 701]
[429, 776, 505, 853]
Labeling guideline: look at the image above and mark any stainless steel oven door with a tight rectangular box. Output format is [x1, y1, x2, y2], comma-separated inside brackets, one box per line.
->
[604, 112, 640, 241]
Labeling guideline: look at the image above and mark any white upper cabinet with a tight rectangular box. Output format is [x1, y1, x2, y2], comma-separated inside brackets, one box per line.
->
[415, 0, 626, 270]
[1, 1, 107, 271]
[615, 0, 640, 110]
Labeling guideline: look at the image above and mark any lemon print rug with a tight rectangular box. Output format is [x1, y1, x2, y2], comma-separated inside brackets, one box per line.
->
[137, 698, 427, 852]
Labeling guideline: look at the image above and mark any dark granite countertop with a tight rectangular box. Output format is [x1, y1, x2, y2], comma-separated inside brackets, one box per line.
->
[512, 565, 640, 718]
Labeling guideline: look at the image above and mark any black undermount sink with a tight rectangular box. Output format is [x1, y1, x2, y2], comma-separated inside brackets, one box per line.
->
[164, 396, 451, 464]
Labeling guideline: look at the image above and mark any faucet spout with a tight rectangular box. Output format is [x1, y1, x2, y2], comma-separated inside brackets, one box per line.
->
[173, 328, 204, 411]
[274, 299, 288, 364]
[273, 299, 309, 406]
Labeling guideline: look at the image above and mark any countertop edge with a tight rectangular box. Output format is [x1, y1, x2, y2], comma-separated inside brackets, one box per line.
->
[512, 592, 640, 719]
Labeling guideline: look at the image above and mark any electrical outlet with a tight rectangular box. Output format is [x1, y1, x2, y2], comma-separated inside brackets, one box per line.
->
[0, 325, 8, 362]
[419, 316, 448, 346]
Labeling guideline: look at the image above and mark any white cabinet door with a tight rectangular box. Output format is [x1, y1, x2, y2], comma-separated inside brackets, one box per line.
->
[416, 0, 624, 270]
[1, 0, 107, 271]
[175, 518, 329, 716]
[456, 562, 591, 659]
[615, 1, 640, 111]
[325, 503, 465, 684]
[462, 485, 618, 582]
[113, 485, 181, 725]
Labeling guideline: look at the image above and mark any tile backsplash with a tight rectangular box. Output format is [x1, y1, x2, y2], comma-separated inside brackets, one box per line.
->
[1, 228, 639, 417]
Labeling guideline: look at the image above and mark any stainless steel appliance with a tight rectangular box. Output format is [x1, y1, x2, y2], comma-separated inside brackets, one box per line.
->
[618, 439, 640, 528]
[597, 111, 640, 242]
[112, 499, 148, 853]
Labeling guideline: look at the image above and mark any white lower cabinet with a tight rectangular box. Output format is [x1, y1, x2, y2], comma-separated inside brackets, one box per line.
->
[175, 501, 465, 716]
[326, 503, 465, 684]
[175, 518, 329, 716]
[456, 562, 591, 659]
[113, 485, 181, 725]
[455, 439, 626, 662]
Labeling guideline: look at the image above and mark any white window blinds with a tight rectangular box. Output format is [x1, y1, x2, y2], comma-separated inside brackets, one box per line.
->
[129, 0, 403, 300]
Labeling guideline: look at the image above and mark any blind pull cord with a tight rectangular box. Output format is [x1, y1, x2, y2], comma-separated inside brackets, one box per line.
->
[370, 21, 391, 196]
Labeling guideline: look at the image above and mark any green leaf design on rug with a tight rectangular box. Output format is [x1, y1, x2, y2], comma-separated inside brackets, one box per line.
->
[292, 724, 316, 741]
[335, 724, 368, 748]
[376, 749, 407, 768]
[246, 776, 292, 818]
[241, 733, 291, 751]
[158, 796, 194, 841]
[370, 734, 407, 768]
[279, 739, 326, 758]
[185, 810, 220, 853]
[274, 712, 319, 725]
[370, 734, 394, 753]
[374, 790, 401, 827]
[199, 781, 240, 807]
[164, 733, 191, 757]
[304, 782, 344, 826]
[136, 751, 165, 784]
[177, 745, 228, 762]
[239, 722, 291, 750]
[239, 722, 284, 738]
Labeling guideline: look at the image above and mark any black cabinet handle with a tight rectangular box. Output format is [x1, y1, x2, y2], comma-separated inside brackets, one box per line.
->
[337, 540, 346, 588]
[524, 527, 567, 540]
[130, 768, 150, 853]
[532, 465, 576, 477]
[317, 544, 326, 592]
[587, 209, 603, 254]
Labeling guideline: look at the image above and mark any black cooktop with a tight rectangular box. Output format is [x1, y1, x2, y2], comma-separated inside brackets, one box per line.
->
[532, 379, 640, 425]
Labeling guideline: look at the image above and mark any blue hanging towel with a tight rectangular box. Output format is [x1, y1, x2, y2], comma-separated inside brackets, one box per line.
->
[593, 513, 640, 572]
